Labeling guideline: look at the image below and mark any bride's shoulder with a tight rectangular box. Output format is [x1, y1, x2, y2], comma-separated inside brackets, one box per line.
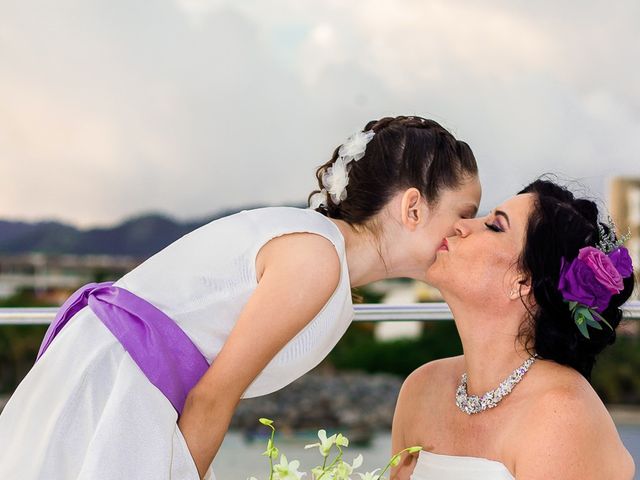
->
[407, 355, 462, 381]
[521, 360, 613, 432]
[514, 360, 634, 479]
[400, 356, 463, 399]
[524, 359, 604, 412]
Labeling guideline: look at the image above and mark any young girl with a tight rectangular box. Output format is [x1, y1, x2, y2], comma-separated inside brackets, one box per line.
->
[0, 116, 481, 479]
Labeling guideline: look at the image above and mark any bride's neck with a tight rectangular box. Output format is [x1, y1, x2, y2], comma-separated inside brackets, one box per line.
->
[450, 302, 534, 394]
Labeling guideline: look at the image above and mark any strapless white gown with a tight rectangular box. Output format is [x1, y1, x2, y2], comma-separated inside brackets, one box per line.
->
[410, 451, 515, 480]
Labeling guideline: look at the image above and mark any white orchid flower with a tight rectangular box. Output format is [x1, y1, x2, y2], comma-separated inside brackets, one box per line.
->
[333, 454, 364, 480]
[273, 454, 306, 480]
[304, 429, 337, 457]
[356, 469, 381, 480]
[262, 438, 279, 459]
[311, 466, 326, 480]
[335, 433, 349, 448]
[316, 470, 336, 480]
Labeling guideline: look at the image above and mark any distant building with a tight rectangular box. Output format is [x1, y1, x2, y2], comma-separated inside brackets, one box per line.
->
[609, 177, 640, 300]
[372, 280, 444, 341]
[374, 283, 422, 341]
[0, 253, 142, 300]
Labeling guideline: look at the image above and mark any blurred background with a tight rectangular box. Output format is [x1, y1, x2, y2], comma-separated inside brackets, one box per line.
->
[1, 0, 639, 477]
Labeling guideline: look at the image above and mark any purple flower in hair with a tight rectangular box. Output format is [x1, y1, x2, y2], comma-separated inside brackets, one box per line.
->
[578, 247, 623, 293]
[559, 260, 613, 313]
[558, 246, 631, 313]
[559, 214, 634, 339]
[608, 246, 633, 278]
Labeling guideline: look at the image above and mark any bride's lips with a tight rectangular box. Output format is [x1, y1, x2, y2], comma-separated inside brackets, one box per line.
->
[437, 238, 449, 252]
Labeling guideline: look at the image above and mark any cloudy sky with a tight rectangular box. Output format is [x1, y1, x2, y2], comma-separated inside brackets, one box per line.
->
[1, 0, 639, 227]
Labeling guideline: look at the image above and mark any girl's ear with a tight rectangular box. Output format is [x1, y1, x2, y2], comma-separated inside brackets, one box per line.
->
[400, 188, 424, 228]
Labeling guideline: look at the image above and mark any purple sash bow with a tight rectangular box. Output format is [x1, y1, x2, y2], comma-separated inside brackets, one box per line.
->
[37, 282, 210, 415]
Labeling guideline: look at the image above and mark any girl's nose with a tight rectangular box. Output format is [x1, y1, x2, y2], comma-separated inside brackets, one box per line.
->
[453, 218, 473, 237]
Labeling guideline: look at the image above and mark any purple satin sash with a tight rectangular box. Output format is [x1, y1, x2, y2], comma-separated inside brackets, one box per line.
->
[37, 282, 210, 415]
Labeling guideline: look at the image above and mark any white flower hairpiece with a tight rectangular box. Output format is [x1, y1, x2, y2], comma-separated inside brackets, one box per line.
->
[310, 129, 375, 210]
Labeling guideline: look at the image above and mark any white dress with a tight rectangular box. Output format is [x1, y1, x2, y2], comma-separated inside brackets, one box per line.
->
[0, 207, 354, 480]
[410, 451, 515, 480]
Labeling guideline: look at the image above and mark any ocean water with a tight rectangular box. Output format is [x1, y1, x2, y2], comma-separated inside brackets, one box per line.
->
[214, 427, 640, 479]
[214, 431, 394, 479]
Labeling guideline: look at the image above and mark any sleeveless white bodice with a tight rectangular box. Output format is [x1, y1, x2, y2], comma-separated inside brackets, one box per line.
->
[410, 451, 515, 480]
[113, 206, 354, 398]
[0, 206, 354, 480]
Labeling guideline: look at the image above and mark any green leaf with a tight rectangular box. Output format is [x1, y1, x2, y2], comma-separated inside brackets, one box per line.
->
[568, 301, 578, 311]
[576, 306, 591, 317]
[579, 308, 603, 331]
[259, 418, 274, 426]
[585, 316, 603, 330]
[575, 314, 590, 339]
[591, 310, 613, 330]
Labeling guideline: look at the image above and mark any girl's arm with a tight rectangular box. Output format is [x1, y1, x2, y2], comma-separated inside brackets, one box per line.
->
[178, 232, 341, 478]
[390, 367, 427, 480]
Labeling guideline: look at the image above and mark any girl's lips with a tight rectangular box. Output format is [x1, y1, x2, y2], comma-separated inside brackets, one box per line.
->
[438, 238, 449, 252]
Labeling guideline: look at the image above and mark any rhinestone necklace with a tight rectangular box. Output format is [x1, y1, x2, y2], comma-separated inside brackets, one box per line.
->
[455, 354, 538, 415]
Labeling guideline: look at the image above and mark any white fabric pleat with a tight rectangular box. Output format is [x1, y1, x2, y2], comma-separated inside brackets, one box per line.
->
[410, 450, 515, 480]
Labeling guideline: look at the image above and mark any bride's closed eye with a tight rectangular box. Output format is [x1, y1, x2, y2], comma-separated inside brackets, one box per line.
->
[484, 222, 503, 232]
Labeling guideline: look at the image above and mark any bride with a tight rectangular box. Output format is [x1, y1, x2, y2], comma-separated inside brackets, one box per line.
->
[391, 179, 636, 479]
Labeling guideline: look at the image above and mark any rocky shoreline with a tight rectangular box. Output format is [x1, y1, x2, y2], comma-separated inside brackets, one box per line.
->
[230, 371, 403, 436]
[0, 371, 404, 435]
[2, 372, 639, 431]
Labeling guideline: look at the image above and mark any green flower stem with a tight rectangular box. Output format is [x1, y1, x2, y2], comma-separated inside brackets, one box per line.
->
[377, 455, 399, 480]
[315, 444, 344, 480]
[377, 447, 417, 479]
[264, 424, 276, 480]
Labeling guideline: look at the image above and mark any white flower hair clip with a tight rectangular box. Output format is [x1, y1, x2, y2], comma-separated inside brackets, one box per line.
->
[310, 129, 375, 210]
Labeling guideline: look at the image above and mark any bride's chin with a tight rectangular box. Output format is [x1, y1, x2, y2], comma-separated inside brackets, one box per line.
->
[424, 268, 441, 287]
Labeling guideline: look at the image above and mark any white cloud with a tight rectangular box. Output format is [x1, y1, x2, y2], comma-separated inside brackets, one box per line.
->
[0, 0, 638, 226]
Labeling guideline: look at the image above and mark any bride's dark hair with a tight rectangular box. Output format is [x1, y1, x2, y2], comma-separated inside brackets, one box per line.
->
[517, 179, 636, 379]
[308, 116, 478, 226]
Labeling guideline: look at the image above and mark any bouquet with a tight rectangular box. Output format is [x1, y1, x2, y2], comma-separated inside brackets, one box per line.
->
[248, 418, 422, 480]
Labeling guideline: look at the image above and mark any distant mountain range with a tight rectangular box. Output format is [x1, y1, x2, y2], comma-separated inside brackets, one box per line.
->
[0, 204, 292, 257]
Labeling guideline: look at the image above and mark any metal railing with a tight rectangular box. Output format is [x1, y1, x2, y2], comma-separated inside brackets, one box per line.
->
[1, 301, 639, 325]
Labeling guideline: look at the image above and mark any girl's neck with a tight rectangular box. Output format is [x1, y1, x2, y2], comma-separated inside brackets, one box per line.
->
[328, 217, 426, 287]
[328, 218, 388, 287]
